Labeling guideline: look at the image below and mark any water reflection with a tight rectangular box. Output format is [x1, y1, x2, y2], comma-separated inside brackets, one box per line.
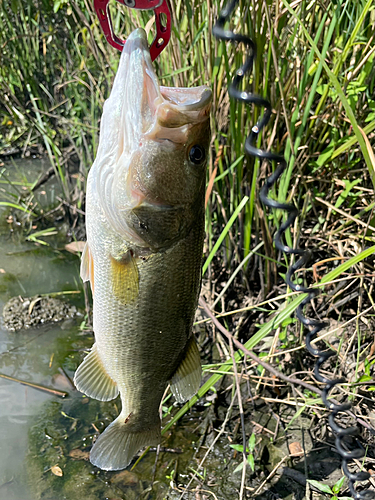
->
[0, 159, 84, 500]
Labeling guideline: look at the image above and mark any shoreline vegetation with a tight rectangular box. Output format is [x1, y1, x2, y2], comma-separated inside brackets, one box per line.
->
[1, 0, 375, 497]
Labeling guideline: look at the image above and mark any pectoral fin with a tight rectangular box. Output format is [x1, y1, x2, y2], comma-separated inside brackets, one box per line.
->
[170, 336, 201, 403]
[110, 251, 139, 305]
[74, 344, 119, 402]
[80, 242, 95, 293]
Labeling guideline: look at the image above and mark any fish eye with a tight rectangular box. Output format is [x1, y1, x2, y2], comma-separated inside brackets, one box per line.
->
[189, 145, 206, 165]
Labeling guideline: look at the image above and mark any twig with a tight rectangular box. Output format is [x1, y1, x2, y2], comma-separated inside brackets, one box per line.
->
[250, 420, 275, 436]
[151, 445, 161, 485]
[199, 297, 321, 394]
[228, 337, 247, 500]
[199, 298, 375, 433]
[29, 166, 55, 193]
[315, 196, 375, 232]
[56, 196, 85, 215]
[0, 373, 68, 397]
[252, 456, 288, 496]
[0, 328, 51, 357]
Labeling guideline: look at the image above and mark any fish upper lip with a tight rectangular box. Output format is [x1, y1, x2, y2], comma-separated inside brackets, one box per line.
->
[160, 86, 212, 112]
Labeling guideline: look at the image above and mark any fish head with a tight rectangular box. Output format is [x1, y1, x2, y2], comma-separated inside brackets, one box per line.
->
[94, 28, 212, 248]
[130, 84, 212, 207]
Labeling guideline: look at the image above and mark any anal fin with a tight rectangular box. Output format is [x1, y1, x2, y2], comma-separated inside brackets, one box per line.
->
[74, 343, 119, 402]
[170, 336, 201, 403]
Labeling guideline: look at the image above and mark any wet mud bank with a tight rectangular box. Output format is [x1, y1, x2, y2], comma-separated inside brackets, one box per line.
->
[3, 295, 78, 331]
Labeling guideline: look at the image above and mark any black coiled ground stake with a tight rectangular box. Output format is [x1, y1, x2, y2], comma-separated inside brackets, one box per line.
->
[213, 2, 374, 498]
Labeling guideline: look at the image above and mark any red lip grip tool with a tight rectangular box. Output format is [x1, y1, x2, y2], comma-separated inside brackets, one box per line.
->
[93, 0, 171, 60]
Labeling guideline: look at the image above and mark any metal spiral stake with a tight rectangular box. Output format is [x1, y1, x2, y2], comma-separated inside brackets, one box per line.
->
[213, 2, 374, 498]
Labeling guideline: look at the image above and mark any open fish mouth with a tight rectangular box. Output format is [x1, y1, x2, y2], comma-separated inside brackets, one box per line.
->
[111, 28, 211, 146]
[97, 27, 212, 158]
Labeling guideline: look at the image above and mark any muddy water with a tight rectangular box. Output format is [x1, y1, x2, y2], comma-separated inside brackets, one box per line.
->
[0, 160, 83, 499]
[0, 215, 202, 500]
[0, 272, 83, 500]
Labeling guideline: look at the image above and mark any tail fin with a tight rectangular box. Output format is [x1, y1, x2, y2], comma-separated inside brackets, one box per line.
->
[90, 414, 161, 471]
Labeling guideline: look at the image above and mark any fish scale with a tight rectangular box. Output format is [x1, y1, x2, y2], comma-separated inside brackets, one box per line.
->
[95, 227, 203, 414]
[73, 28, 211, 471]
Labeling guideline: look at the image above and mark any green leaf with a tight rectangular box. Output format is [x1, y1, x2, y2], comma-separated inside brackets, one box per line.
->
[10, 0, 18, 13]
[26, 227, 58, 246]
[53, 0, 62, 13]
[332, 476, 345, 494]
[334, 179, 362, 210]
[234, 461, 244, 473]
[357, 374, 373, 383]
[282, 0, 375, 187]
[229, 444, 245, 452]
[285, 404, 306, 431]
[314, 142, 336, 169]
[307, 479, 333, 495]
[247, 454, 255, 471]
[0, 202, 36, 215]
[248, 433, 256, 452]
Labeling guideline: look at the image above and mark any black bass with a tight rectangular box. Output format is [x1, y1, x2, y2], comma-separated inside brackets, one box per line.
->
[74, 28, 211, 471]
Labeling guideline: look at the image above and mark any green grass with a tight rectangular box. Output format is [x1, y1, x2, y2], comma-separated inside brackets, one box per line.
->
[1, 0, 375, 351]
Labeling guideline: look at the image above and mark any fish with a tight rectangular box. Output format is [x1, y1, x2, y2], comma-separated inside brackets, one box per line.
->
[73, 28, 212, 471]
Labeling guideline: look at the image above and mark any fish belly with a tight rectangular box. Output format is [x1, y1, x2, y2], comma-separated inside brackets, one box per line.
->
[94, 226, 203, 426]
[80, 184, 204, 470]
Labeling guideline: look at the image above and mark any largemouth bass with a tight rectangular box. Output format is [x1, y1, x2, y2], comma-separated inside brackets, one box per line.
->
[74, 28, 211, 471]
